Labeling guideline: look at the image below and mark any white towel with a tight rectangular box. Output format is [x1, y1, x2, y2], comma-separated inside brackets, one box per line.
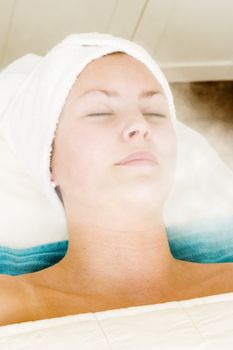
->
[0, 32, 233, 248]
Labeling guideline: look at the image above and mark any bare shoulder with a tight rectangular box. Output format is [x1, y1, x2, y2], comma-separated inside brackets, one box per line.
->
[200, 261, 233, 295]
[175, 260, 233, 300]
[0, 274, 34, 326]
[0, 273, 24, 299]
[203, 261, 233, 279]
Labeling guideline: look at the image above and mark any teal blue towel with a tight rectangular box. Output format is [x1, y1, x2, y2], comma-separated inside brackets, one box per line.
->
[1, 216, 233, 276]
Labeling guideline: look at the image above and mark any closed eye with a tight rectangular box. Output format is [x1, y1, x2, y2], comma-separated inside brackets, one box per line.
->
[145, 113, 166, 117]
[86, 113, 166, 117]
[86, 113, 114, 117]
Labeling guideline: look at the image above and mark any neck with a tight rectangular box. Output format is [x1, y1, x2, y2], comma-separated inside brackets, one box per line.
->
[31, 213, 178, 304]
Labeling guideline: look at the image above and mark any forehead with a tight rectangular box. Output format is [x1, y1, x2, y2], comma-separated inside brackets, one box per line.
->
[74, 52, 164, 93]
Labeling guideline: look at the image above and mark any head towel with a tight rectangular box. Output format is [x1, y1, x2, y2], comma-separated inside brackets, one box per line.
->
[0, 32, 176, 201]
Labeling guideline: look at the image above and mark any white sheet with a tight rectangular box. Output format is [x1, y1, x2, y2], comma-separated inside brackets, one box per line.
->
[1, 291, 233, 349]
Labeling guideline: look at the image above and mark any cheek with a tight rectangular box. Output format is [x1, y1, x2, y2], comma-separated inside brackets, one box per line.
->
[57, 125, 107, 189]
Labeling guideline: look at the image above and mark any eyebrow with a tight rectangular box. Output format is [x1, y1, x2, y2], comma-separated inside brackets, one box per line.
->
[78, 89, 163, 99]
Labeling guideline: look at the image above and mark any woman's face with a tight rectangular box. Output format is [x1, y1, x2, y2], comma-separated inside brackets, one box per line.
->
[51, 53, 177, 211]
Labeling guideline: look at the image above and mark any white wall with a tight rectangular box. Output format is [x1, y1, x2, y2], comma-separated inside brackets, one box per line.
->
[0, 0, 232, 81]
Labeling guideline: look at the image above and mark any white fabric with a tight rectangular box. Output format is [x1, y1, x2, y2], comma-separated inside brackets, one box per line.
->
[0, 32, 233, 248]
[1, 291, 233, 349]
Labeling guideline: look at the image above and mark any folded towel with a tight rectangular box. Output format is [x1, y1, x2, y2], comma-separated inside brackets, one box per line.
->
[1, 215, 233, 276]
[0, 32, 233, 249]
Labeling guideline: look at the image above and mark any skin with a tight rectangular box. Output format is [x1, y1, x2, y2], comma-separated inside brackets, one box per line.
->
[1, 53, 233, 325]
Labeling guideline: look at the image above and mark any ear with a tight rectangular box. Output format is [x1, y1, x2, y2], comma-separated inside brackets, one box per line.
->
[54, 185, 64, 206]
[49, 166, 54, 181]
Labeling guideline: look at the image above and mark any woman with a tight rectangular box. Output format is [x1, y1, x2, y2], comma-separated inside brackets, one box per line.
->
[0, 38, 233, 327]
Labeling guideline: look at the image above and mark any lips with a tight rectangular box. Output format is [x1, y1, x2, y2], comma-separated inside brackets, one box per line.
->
[116, 151, 158, 165]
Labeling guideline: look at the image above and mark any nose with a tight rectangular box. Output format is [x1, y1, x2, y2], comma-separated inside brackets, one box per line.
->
[122, 115, 151, 140]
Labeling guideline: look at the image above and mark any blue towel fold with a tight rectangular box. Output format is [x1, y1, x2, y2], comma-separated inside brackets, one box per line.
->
[1, 216, 233, 276]
[0, 240, 68, 275]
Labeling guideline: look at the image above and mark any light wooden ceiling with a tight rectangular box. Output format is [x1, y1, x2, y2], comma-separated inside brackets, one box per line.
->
[0, 0, 232, 82]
